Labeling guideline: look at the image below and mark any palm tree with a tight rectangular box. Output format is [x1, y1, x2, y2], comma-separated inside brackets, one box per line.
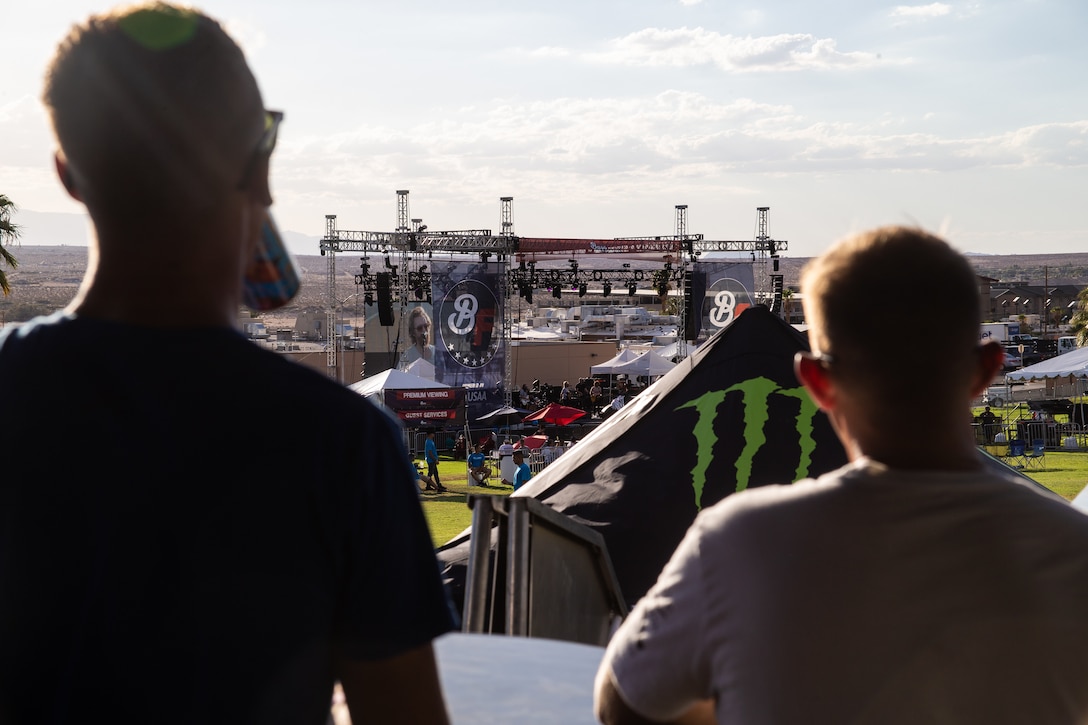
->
[0, 194, 21, 295]
[1069, 287, 1088, 347]
[781, 287, 795, 322]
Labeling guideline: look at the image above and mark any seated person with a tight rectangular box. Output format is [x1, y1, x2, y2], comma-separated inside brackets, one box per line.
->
[412, 456, 444, 493]
[467, 444, 491, 485]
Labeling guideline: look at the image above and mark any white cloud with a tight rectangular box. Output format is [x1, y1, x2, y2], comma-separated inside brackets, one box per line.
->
[271, 89, 1088, 228]
[583, 27, 884, 72]
[891, 3, 953, 19]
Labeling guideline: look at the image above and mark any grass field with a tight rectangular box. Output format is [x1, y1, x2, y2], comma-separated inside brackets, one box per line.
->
[417, 457, 513, 548]
[418, 450, 1088, 548]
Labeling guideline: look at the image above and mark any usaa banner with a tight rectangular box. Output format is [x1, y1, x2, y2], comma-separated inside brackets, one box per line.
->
[431, 260, 506, 422]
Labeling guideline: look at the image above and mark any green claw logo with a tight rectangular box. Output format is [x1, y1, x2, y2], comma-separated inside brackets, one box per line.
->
[676, 376, 820, 509]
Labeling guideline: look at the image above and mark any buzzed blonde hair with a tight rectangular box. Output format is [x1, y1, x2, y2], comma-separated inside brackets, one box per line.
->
[800, 226, 981, 393]
[42, 2, 264, 217]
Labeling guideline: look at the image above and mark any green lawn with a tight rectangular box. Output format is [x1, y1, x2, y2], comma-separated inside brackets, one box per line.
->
[418, 450, 1088, 548]
[1008, 450, 1088, 501]
[417, 457, 513, 547]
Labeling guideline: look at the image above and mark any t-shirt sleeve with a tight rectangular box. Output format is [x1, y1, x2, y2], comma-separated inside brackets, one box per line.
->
[596, 518, 715, 721]
[335, 413, 457, 660]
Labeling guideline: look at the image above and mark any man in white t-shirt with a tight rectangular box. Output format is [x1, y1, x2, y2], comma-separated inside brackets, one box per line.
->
[595, 226, 1088, 725]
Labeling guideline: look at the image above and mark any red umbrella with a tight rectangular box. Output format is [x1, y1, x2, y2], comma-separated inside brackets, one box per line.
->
[522, 402, 587, 426]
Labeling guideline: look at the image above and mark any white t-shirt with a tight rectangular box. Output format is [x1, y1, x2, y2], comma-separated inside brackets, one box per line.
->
[597, 457, 1088, 724]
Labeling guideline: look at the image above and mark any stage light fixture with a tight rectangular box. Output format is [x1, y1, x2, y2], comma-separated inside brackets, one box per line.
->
[552, 286, 562, 299]
[628, 282, 637, 296]
[578, 283, 587, 297]
[602, 282, 611, 296]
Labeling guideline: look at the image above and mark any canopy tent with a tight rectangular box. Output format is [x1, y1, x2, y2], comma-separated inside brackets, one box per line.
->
[477, 405, 530, 424]
[589, 348, 640, 376]
[1075, 485, 1088, 513]
[438, 305, 850, 612]
[1006, 346, 1088, 381]
[403, 357, 435, 380]
[653, 340, 701, 361]
[522, 402, 587, 426]
[436, 305, 1046, 617]
[607, 350, 676, 378]
[349, 368, 450, 400]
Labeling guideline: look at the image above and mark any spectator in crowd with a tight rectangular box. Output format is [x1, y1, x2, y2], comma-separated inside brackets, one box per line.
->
[0, 4, 455, 723]
[504, 449, 532, 491]
[616, 377, 629, 397]
[978, 405, 1001, 443]
[424, 431, 447, 493]
[467, 444, 491, 486]
[595, 225, 1088, 725]
[412, 456, 440, 493]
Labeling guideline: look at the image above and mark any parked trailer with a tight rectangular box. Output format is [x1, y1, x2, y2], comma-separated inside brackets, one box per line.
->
[980, 322, 1020, 344]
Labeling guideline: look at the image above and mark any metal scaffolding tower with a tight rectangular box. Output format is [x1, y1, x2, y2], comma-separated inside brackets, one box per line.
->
[319, 197, 789, 380]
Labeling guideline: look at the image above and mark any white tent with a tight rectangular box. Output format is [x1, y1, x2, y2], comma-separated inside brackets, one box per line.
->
[1006, 347, 1088, 381]
[653, 340, 702, 361]
[403, 357, 435, 380]
[348, 368, 450, 406]
[608, 350, 677, 378]
[1075, 485, 1088, 513]
[589, 348, 639, 376]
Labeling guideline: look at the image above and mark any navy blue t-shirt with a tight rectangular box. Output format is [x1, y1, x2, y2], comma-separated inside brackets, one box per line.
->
[0, 313, 456, 724]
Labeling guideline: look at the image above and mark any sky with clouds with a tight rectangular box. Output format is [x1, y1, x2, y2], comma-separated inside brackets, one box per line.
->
[2, 0, 1086, 258]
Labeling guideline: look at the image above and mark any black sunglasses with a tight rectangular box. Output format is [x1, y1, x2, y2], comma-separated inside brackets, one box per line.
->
[238, 109, 284, 189]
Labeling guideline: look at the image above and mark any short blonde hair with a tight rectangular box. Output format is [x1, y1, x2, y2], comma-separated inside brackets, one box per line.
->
[801, 226, 980, 391]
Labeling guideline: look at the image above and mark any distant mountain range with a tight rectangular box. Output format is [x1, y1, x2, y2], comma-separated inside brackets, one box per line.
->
[11, 209, 320, 257]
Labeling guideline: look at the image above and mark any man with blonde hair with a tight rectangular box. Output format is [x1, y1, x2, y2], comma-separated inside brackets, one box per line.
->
[0, 4, 454, 723]
[596, 226, 1088, 724]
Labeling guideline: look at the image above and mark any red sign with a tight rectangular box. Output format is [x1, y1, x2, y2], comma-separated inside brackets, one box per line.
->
[383, 388, 466, 427]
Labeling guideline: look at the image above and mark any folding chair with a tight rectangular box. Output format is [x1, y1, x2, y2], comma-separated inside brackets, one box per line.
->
[1004, 439, 1028, 469]
[1023, 438, 1046, 470]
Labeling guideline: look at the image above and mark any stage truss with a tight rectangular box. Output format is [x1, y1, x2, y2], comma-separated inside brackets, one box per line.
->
[318, 200, 786, 405]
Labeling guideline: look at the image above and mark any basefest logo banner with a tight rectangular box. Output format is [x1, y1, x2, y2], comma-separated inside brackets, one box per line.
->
[688, 261, 756, 343]
[431, 261, 506, 421]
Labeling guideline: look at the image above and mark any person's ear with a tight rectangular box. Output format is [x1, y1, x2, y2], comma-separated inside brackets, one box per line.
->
[54, 153, 82, 201]
[970, 340, 1006, 397]
[794, 351, 836, 411]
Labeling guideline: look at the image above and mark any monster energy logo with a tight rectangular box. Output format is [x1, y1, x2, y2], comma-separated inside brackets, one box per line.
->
[677, 376, 820, 509]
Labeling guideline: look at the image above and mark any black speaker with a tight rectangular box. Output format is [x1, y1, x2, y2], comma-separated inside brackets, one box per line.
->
[683, 270, 698, 342]
[770, 274, 784, 316]
[376, 272, 394, 326]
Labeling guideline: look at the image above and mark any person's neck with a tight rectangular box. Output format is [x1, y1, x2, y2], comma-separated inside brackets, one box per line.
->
[71, 211, 249, 329]
[837, 409, 984, 472]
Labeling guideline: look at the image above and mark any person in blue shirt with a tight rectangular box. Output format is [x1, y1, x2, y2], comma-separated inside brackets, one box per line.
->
[467, 444, 490, 486]
[511, 449, 532, 491]
[424, 431, 447, 493]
